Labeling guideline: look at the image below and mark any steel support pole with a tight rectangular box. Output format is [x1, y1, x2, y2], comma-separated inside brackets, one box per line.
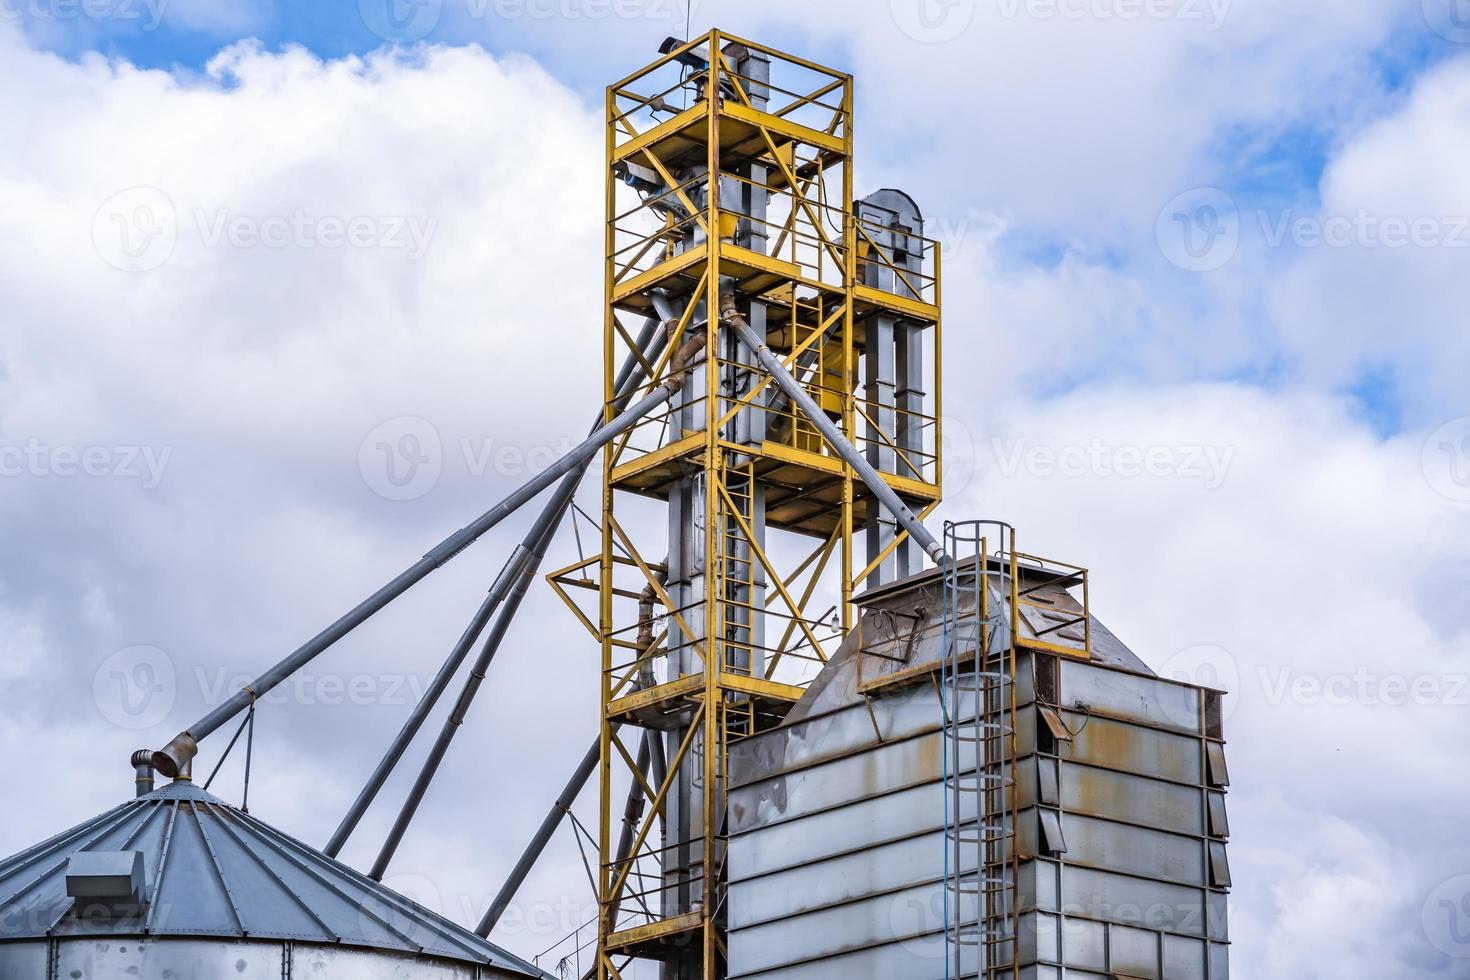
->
[477, 735, 603, 936]
[720, 295, 946, 564]
[323, 316, 668, 857]
[367, 511, 556, 880]
[147, 321, 697, 779]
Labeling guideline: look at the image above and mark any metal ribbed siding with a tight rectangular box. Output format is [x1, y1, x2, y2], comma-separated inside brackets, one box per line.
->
[0, 783, 549, 979]
[727, 599, 1231, 979]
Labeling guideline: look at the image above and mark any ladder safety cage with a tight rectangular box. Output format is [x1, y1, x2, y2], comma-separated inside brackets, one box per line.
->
[942, 520, 1022, 980]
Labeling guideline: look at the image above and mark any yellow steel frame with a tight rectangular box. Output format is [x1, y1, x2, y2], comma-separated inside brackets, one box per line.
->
[576, 32, 944, 979]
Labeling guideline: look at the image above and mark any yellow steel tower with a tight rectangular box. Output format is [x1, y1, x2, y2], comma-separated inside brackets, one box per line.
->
[550, 32, 944, 979]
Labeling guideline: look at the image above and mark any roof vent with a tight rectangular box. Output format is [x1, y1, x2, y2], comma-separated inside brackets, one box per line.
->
[65, 851, 146, 918]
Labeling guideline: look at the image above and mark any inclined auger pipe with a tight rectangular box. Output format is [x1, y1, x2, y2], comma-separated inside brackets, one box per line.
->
[323, 314, 671, 858]
[477, 734, 603, 937]
[718, 292, 946, 565]
[147, 312, 705, 781]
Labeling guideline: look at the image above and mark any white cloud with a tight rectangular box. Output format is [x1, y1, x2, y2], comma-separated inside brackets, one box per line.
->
[951, 381, 1470, 977]
[2, 11, 1470, 978]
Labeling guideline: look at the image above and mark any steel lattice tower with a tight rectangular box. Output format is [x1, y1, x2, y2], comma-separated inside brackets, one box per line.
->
[548, 31, 944, 979]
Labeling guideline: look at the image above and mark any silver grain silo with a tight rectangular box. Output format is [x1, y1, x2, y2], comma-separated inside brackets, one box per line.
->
[727, 545, 1231, 979]
[0, 781, 552, 979]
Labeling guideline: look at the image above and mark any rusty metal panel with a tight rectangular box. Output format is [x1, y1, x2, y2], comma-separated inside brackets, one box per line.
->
[1061, 658, 1202, 734]
[1060, 866, 1210, 937]
[1062, 711, 1203, 785]
[728, 829, 968, 930]
[1110, 922, 1161, 978]
[1060, 812, 1206, 886]
[727, 881, 959, 977]
[727, 936, 976, 979]
[729, 730, 945, 833]
[729, 684, 975, 806]
[729, 781, 975, 881]
[1062, 763, 1204, 836]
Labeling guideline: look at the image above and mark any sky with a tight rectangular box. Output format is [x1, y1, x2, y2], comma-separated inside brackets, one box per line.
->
[1, 0, 1469, 977]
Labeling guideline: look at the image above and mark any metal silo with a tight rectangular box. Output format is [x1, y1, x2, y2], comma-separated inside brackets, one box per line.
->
[726, 531, 1232, 979]
[0, 781, 552, 979]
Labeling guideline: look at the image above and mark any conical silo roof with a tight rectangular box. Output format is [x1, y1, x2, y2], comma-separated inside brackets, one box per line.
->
[0, 781, 550, 978]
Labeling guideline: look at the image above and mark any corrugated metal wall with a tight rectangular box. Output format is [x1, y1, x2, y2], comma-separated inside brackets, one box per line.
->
[728, 630, 1230, 979]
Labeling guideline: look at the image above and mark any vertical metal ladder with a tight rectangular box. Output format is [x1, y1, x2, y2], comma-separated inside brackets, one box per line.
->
[942, 520, 1020, 980]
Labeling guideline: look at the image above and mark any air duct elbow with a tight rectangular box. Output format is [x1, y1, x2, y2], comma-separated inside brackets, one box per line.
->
[661, 324, 708, 396]
[150, 731, 198, 780]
